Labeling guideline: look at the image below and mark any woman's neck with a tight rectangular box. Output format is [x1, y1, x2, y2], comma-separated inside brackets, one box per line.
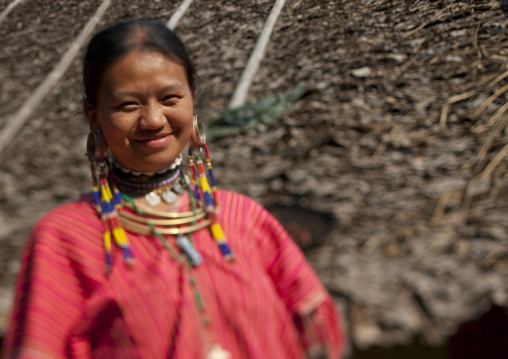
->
[112, 154, 182, 177]
[112, 155, 187, 210]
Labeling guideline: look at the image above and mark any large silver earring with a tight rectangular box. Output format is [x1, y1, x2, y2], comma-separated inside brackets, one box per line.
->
[189, 115, 206, 149]
[86, 130, 108, 163]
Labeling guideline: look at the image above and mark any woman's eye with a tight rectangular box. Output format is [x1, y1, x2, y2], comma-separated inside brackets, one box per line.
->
[116, 102, 138, 110]
[162, 95, 179, 104]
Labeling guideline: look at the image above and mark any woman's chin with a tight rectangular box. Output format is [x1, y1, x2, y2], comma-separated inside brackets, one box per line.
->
[117, 155, 181, 173]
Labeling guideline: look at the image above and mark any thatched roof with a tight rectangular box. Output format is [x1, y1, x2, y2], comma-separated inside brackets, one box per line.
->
[0, 0, 507, 352]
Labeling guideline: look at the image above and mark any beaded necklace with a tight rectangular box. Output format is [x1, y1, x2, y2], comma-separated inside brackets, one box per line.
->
[90, 150, 233, 358]
[119, 170, 205, 266]
[112, 155, 185, 206]
[91, 147, 234, 266]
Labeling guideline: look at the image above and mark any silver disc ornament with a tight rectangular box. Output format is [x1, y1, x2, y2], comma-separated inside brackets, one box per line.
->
[145, 192, 161, 207]
[161, 189, 177, 204]
[173, 182, 185, 195]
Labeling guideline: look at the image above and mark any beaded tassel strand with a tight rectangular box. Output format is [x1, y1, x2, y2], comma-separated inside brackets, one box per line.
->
[98, 172, 134, 271]
[108, 164, 123, 209]
[179, 171, 203, 267]
[91, 161, 134, 274]
[188, 149, 201, 201]
[203, 144, 219, 213]
[189, 146, 234, 261]
[120, 191, 209, 346]
[90, 162, 102, 214]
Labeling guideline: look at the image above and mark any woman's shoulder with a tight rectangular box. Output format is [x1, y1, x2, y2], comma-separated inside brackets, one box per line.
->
[215, 189, 281, 229]
[215, 189, 266, 213]
[33, 193, 100, 235]
[40, 193, 96, 218]
[215, 189, 250, 202]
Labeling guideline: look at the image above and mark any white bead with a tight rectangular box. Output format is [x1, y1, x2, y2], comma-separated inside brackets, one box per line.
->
[207, 345, 231, 359]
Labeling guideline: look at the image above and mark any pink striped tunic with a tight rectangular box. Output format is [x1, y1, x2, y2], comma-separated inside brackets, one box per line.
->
[2, 190, 344, 358]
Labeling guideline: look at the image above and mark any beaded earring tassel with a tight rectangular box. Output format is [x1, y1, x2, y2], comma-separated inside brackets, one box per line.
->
[90, 163, 102, 214]
[189, 147, 234, 261]
[98, 171, 134, 269]
[188, 150, 202, 201]
[203, 144, 220, 213]
[108, 165, 123, 209]
[91, 162, 134, 275]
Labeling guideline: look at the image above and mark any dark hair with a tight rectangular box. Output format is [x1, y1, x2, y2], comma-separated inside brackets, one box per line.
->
[82, 20, 197, 106]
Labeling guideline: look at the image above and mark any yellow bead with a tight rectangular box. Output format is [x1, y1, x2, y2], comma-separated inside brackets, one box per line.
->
[113, 227, 129, 246]
[210, 222, 225, 241]
[103, 231, 112, 251]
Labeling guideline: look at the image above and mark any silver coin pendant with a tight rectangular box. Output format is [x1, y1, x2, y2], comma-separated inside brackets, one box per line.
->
[162, 189, 177, 204]
[173, 182, 185, 195]
[145, 192, 161, 207]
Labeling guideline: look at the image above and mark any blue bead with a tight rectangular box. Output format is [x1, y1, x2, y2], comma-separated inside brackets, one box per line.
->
[208, 169, 216, 187]
[93, 191, 101, 206]
[105, 252, 112, 266]
[218, 242, 232, 257]
[204, 192, 214, 207]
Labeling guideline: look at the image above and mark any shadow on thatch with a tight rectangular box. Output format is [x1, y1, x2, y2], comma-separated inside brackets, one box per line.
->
[265, 203, 337, 251]
[498, 0, 508, 16]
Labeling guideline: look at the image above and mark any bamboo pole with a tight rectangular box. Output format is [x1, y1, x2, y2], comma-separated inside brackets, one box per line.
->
[167, 0, 193, 30]
[0, 0, 112, 154]
[228, 0, 286, 108]
[0, 0, 23, 27]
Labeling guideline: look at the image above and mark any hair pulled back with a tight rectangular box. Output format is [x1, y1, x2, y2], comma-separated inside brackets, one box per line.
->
[83, 20, 197, 107]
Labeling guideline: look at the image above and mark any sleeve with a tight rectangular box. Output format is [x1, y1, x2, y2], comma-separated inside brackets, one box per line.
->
[2, 219, 90, 359]
[249, 200, 345, 358]
[293, 296, 346, 359]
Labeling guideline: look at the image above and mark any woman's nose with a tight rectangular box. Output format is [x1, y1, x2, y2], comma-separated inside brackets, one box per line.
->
[139, 103, 166, 129]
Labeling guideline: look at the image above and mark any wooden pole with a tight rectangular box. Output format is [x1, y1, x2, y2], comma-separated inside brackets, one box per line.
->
[0, 0, 112, 154]
[0, 0, 24, 27]
[228, 0, 286, 108]
[167, 0, 193, 30]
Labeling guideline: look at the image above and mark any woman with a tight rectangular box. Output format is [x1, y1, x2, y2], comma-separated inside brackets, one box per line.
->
[2, 20, 344, 359]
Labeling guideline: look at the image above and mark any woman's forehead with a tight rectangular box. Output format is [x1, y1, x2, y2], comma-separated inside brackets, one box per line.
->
[98, 50, 190, 97]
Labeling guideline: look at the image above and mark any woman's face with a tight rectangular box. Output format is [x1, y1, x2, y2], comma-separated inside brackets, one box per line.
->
[86, 50, 194, 172]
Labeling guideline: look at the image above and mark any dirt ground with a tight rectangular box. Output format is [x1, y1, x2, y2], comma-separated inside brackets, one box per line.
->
[1, 0, 508, 355]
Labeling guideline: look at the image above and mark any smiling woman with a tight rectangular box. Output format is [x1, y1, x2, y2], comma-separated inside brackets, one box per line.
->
[83, 21, 197, 173]
[87, 50, 195, 172]
[1, 20, 345, 359]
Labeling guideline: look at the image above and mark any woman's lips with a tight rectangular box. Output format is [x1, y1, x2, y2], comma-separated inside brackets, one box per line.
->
[134, 133, 173, 148]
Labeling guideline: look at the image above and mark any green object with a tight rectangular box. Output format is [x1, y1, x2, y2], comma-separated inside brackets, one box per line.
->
[205, 82, 307, 141]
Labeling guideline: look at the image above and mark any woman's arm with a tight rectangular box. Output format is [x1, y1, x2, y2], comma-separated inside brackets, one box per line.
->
[248, 199, 345, 358]
[294, 295, 344, 359]
[2, 214, 89, 359]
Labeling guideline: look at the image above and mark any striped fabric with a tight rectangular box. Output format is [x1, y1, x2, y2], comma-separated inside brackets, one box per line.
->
[2, 190, 344, 359]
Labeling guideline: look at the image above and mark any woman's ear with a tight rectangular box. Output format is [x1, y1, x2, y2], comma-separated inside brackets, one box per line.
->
[83, 102, 99, 131]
